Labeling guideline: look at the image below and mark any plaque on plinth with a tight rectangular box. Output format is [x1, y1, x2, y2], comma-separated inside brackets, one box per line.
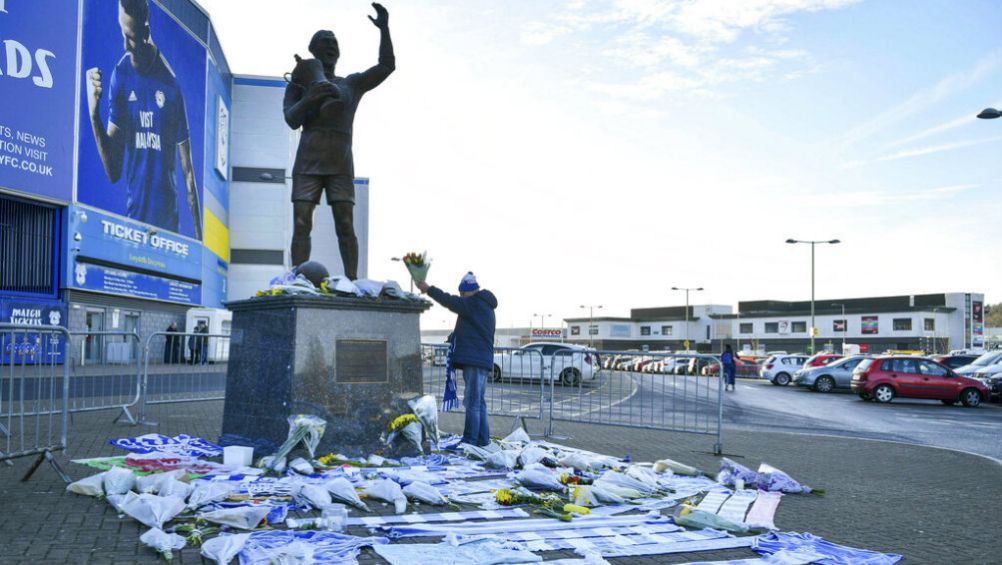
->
[219, 294, 430, 457]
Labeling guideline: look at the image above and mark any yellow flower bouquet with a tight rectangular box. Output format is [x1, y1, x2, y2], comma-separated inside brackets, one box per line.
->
[401, 251, 430, 283]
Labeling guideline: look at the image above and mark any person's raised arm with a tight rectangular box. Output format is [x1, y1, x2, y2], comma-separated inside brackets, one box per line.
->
[422, 284, 472, 317]
[357, 2, 394, 91]
[86, 67, 124, 183]
[178, 139, 203, 240]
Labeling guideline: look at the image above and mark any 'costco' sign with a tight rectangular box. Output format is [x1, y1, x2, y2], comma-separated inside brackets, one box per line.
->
[531, 329, 563, 338]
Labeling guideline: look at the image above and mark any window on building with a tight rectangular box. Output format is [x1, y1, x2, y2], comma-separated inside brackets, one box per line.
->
[924, 318, 935, 331]
[765, 322, 779, 334]
[791, 321, 807, 333]
[640, 326, 651, 336]
[739, 323, 753, 334]
[570, 326, 580, 336]
[661, 325, 673, 336]
[893, 318, 912, 331]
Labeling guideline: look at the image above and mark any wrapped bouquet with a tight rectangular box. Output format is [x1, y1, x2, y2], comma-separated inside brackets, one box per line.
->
[401, 251, 430, 283]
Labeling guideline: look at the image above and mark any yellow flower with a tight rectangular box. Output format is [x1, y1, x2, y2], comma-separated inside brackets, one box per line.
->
[563, 503, 590, 515]
[255, 290, 265, 297]
[388, 413, 419, 432]
[495, 489, 515, 506]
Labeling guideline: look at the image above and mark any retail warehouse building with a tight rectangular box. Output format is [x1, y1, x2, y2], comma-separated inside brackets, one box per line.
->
[0, 0, 368, 362]
[562, 293, 987, 355]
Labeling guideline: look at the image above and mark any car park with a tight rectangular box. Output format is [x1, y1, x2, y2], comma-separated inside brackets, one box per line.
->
[760, 354, 810, 385]
[702, 357, 758, 377]
[793, 355, 868, 393]
[492, 342, 600, 385]
[851, 356, 989, 406]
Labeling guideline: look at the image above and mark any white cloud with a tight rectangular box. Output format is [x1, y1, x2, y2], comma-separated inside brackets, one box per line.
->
[842, 136, 1002, 168]
[521, 21, 572, 46]
[796, 184, 980, 208]
[839, 50, 1002, 147]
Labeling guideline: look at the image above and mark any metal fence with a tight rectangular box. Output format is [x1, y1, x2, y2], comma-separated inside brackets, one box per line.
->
[421, 344, 724, 453]
[0, 324, 71, 482]
[545, 351, 723, 454]
[138, 331, 231, 424]
[422, 344, 547, 432]
[66, 330, 143, 424]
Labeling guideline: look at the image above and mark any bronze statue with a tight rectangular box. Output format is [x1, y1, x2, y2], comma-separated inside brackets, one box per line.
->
[283, 2, 394, 279]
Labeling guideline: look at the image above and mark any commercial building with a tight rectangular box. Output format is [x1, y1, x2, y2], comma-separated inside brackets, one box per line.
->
[563, 293, 986, 355]
[0, 1, 369, 362]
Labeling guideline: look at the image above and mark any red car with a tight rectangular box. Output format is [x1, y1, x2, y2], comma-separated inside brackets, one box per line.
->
[851, 356, 990, 407]
[702, 357, 758, 377]
[803, 353, 842, 368]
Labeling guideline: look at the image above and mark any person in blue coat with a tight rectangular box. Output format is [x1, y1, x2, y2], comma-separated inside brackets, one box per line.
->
[722, 344, 738, 392]
[416, 272, 497, 446]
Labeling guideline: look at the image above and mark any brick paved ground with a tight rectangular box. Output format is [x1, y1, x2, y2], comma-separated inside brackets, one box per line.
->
[1, 400, 1000, 564]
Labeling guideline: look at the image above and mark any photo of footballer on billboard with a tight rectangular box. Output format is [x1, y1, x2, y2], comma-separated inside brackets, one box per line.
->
[78, 0, 206, 240]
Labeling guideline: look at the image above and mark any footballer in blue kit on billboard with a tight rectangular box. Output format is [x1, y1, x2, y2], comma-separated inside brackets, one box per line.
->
[0, 0, 79, 202]
[78, 0, 206, 240]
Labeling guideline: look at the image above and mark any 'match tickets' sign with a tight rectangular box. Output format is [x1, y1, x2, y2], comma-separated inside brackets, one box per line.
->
[0, 0, 79, 201]
[1, 300, 68, 363]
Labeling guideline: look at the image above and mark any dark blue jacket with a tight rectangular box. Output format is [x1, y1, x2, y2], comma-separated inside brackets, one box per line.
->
[427, 287, 497, 370]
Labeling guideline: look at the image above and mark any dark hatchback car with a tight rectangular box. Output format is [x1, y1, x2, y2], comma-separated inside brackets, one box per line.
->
[851, 356, 990, 407]
[929, 354, 979, 370]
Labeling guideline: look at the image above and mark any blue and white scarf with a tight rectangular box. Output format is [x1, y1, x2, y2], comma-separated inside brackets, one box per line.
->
[443, 338, 460, 412]
[109, 433, 223, 457]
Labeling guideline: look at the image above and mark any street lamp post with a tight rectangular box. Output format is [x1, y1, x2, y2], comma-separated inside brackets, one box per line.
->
[671, 287, 703, 352]
[786, 238, 841, 354]
[579, 305, 602, 348]
[390, 257, 413, 293]
[533, 313, 552, 340]
[831, 303, 846, 353]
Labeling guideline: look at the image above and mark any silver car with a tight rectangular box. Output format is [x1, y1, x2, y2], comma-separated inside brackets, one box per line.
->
[793, 355, 869, 393]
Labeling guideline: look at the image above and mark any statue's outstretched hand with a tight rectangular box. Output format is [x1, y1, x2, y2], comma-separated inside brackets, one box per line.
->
[368, 2, 389, 29]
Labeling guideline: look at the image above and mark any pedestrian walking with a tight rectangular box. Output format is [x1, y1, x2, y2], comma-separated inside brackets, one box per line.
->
[722, 344, 738, 392]
[415, 272, 497, 447]
[163, 321, 182, 364]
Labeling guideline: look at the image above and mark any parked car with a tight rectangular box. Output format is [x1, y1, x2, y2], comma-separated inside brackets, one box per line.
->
[971, 361, 1002, 393]
[953, 350, 1002, 377]
[760, 354, 810, 385]
[702, 357, 758, 377]
[985, 373, 1002, 401]
[802, 353, 842, 368]
[431, 346, 448, 367]
[793, 355, 868, 393]
[492, 342, 599, 385]
[851, 356, 989, 406]
[928, 354, 979, 370]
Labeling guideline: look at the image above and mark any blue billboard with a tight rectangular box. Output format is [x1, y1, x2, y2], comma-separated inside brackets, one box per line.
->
[0, 298, 68, 364]
[67, 204, 202, 305]
[0, 0, 80, 201]
[77, 0, 207, 241]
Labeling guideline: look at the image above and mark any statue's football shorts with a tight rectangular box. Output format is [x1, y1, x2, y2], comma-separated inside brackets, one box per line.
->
[291, 174, 355, 204]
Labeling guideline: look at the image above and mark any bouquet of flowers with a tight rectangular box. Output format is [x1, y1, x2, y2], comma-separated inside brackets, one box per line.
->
[401, 251, 430, 283]
[259, 414, 327, 474]
[384, 413, 424, 454]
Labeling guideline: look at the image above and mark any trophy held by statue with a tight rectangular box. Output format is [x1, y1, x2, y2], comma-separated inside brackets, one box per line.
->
[285, 54, 342, 112]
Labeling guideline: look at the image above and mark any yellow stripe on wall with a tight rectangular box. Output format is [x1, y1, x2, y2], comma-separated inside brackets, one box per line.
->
[203, 208, 230, 263]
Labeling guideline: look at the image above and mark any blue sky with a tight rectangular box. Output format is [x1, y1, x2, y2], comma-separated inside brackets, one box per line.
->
[198, 0, 1001, 329]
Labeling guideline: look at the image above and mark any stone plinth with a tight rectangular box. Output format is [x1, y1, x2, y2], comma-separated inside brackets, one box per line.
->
[220, 294, 430, 456]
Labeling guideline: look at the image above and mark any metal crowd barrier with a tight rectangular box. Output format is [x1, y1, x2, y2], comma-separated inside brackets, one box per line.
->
[545, 350, 724, 454]
[421, 344, 546, 433]
[0, 324, 71, 482]
[138, 331, 231, 424]
[67, 330, 142, 424]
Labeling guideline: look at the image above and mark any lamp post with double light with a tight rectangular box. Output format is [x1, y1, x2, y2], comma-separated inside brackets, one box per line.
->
[580, 305, 602, 348]
[671, 286, 702, 352]
[785, 238, 840, 354]
[533, 313, 552, 340]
